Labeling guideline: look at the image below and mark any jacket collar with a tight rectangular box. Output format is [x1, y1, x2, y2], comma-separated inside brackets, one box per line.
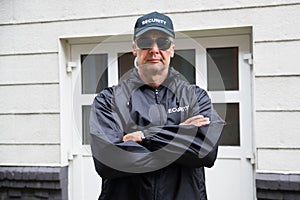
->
[129, 66, 181, 88]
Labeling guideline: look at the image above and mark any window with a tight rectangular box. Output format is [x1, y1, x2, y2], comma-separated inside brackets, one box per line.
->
[207, 47, 239, 91]
[81, 54, 108, 94]
[171, 49, 196, 84]
[118, 52, 135, 80]
[214, 103, 240, 146]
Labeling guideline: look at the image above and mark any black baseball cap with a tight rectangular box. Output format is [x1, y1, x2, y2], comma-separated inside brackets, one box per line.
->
[134, 11, 175, 39]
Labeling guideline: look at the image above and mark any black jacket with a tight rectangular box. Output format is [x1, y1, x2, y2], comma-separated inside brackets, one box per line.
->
[90, 67, 224, 200]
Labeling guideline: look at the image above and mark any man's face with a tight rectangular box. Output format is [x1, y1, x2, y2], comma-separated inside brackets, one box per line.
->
[133, 30, 175, 75]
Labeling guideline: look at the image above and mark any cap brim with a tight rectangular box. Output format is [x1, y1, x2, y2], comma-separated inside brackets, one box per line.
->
[135, 27, 174, 39]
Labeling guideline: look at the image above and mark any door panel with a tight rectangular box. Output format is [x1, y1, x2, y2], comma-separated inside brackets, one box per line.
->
[196, 35, 254, 200]
[167, 35, 253, 200]
[70, 42, 132, 200]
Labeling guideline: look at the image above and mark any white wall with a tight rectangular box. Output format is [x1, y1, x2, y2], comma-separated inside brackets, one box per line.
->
[1, 0, 300, 172]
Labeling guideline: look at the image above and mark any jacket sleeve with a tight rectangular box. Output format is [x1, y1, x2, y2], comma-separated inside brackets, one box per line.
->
[90, 87, 154, 179]
[141, 86, 225, 168]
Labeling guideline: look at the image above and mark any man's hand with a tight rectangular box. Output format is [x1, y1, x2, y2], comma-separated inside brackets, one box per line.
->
[180, 115, 210, 127]
[123, 131, 144, 142]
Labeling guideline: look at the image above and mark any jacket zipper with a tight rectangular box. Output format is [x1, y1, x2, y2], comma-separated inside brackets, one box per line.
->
[154, 89, 160, 104]
[152, 171, 159, 200]
[154, 89, 164, 126]
[154, 89, 161, 200]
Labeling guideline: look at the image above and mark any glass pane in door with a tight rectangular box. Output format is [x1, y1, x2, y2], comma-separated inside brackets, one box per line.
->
[213, 103, 240, 146]
[82, 105, 91, 145]
[171, 49, 195, 84]
[81, 54, 108, 94]
[207, 47, 239, 91]
[118, 52, 135, 80]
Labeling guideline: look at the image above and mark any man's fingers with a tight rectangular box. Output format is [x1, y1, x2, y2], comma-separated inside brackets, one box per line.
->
[182, 115, 204, 124]
[180, 115, 210, 126]
[194, 118, 210, 126]
[123, 131, 143, 142]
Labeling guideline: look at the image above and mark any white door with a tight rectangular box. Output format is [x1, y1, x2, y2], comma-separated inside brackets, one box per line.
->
[69, 34, 254, 200]
[172, 34, 254, 199]
[197, 35, 254, 200]
[69, 40, 133, 200]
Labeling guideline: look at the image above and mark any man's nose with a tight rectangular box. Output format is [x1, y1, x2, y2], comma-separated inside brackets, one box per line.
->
[149, 42, 160, 54]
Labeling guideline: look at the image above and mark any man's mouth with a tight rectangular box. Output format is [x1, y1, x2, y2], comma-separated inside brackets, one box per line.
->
[147, 58, 162, 63]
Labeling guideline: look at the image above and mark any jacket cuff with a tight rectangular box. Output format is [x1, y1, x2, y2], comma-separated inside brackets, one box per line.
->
[140, 130, 152, 150]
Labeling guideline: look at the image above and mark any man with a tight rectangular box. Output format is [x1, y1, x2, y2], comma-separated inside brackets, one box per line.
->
[90, 11, 224, 200]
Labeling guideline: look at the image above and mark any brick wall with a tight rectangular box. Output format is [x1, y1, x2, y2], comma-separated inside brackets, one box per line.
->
[256, 173, 300, 200]
[0, 166, 68, 200]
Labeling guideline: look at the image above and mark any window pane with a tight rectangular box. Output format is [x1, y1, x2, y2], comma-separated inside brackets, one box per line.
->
[81, 54, 108, 94]
[207, 47, 239, 91]
[82, 105, 91, 145]
[214, 103, 240, 146]
[170, 49, 195, 84]
[118, 52, 135, 80]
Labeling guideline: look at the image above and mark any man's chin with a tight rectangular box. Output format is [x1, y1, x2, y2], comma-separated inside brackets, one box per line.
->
[141, 63, 167, 74]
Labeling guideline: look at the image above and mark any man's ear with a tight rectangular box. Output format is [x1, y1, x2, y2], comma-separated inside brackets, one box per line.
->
[170, 50, 174, 57]
[132, 43, 137, 56]
[170, 45, 175, 58]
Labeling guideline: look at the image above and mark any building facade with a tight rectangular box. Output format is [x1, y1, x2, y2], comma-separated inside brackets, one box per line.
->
[1, 1, 300, 199]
